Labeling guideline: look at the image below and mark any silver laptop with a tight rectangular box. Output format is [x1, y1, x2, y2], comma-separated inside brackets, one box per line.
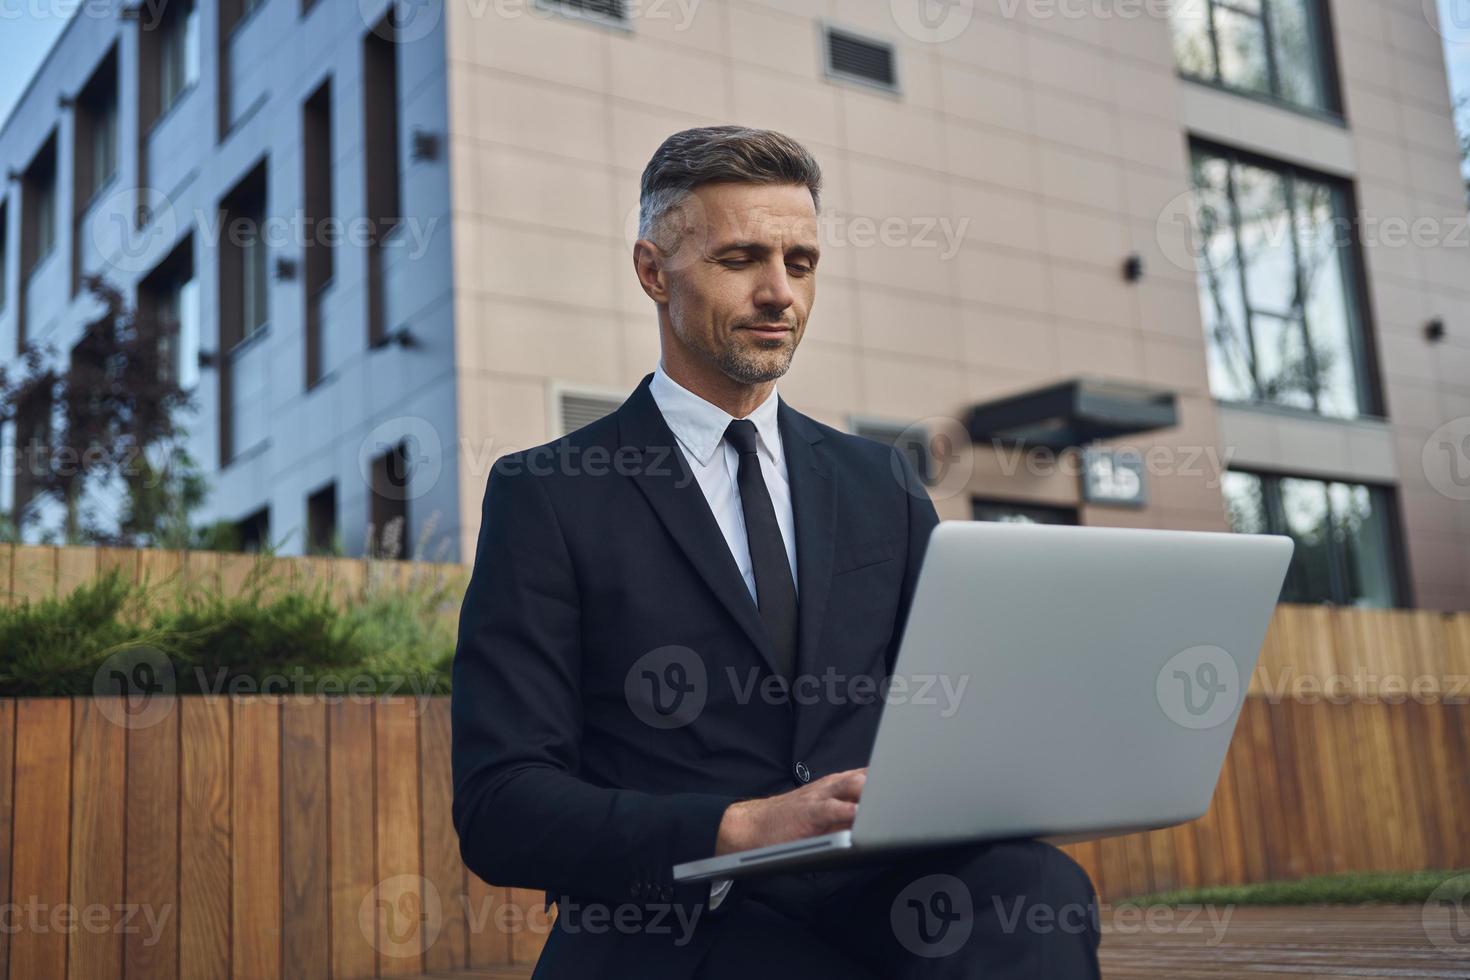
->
[674, 520, 1293, 883]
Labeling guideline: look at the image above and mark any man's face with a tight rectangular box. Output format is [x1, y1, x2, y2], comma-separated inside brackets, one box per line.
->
[657, 181, 820, 385]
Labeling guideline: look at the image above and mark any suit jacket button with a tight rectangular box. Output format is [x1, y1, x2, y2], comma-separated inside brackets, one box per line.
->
[631, 882, 643, 898]
[660, 885, 674, 901]
[794, 761, 811, 783]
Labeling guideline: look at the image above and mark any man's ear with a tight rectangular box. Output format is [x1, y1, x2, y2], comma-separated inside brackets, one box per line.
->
[633, 239, 670, 304]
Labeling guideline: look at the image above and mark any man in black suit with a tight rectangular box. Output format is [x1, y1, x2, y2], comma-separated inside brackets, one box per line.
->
[452, 126, 1101, 978]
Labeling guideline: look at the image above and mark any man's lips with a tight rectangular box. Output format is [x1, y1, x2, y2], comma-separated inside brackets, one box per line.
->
[740, 324, 793, 337]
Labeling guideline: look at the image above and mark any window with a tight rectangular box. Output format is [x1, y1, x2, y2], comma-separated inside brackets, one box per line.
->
[303, 80, 334, 387]
[370, 442, 410, 559]
[1222, 471, 1401, 607]
[156, 0, 200, 116]
[12, 387, 52, 518]
[0, 200, 8, 313]
[825, 27, 898, 91]
[1171, 0, 1338, 114]
[77, 50, 120, 202]
[219, 161, 269, 464]
[972, 499, 1078, 525]
[141, 237, 199, 390]
[363, 21, 401, 347]
[220, 163, 269, 345]
[306, 483, 337, 555]
[22, 135, 59, 275]
[236, 507, 270, 553]
[1188, 144, 1376, 419]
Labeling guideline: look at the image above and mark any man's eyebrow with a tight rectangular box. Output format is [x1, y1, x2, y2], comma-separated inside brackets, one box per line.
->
[712, 240, 821, 261]
[712, 240, 769, 254]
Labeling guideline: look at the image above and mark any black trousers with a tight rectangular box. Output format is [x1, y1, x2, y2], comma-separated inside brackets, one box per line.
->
[692, 840, 1102, 980]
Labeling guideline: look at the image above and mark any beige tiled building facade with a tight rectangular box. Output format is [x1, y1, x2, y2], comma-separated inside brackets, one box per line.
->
[1, 0, 1466, 608]
[444, 0, 1470, 610]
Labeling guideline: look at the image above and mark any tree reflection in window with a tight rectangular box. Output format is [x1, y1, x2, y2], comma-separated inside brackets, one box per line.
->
[1189, 145, 1373, 419]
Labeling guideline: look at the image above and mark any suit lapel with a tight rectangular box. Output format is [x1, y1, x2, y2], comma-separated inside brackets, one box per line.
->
[779, 400, 835, 678]
[617, 376, 786, 678]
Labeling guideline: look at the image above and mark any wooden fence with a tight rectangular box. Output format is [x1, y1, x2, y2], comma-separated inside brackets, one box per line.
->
[1, 693, 1467, 979]
[1, 545, 1469, 977]
[0, 543, 462, 611]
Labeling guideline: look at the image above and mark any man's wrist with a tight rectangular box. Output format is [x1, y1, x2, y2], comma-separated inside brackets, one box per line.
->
[715, 800, 754, 855]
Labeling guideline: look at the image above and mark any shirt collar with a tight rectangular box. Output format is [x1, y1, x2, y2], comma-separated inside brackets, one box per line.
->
[649, 362, 782, 468]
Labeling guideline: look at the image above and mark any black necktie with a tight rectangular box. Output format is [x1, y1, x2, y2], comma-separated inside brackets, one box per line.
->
[724, 419, 798, 681]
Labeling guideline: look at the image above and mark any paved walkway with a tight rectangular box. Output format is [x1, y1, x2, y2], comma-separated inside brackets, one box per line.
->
[415, 906, 1470, 979]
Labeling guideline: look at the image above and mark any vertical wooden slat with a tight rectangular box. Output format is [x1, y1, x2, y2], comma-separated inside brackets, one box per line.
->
[181, 698, 232, 980]
[465, 873, 512, 967]
[1210, 745, 1247, 885]
[281, 699, 329, 979]
[125, 698, 180, 980]
[97, 547, 142, 586]
[329, 700, 377, 979]
[10, 698, 72, 980]
[1266, 699, 1310, 878]
[55, 546, 99, 598]
[509, 887, 552, 964]
[420, 698, 469, 971]
[0, 700, 16, 977]
[69, 698, 128, 978]
[232, 697, 282, 980]
[10, 545, 57, 605]
[1119, 832, 1154, 898]
[1142, 829, 1178, 896]
[1227, 705, 1268, 885]
[0, 543, 14, 608]
[1285, 698, 1333, 875]
[375, 697, 424, 975]
[1245, 697, 1288, 880]
[1097, 837, 1134, 902]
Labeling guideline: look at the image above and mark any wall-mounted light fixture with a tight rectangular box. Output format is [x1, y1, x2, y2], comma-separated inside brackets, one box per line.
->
[1122, 254, 1144, 283]
[410, 128, 440, 163]
[385, 324, 419, 349]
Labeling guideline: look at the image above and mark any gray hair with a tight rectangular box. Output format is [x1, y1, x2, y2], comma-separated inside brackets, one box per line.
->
[637, 126, 823, 249]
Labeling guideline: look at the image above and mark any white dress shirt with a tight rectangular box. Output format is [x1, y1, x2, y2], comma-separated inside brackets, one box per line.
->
[648, 362, 799, 910]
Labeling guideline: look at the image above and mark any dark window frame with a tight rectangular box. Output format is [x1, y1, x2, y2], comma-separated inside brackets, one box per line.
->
[971, 497, 1079, 526]
[1173, 0, 1343, 118]
[1222, 468, 1410, 608]
[1189, 139, 1384, 421]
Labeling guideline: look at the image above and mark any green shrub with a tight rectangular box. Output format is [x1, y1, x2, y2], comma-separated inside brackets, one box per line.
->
[0, 559, 464, 698]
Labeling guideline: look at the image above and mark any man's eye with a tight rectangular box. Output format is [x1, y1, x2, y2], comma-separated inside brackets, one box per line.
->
[787, 263, 813, 277]
[720, 258, 751, 269]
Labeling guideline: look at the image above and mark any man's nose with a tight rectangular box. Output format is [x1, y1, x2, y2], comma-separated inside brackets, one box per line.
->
[752, 258, 796, 311]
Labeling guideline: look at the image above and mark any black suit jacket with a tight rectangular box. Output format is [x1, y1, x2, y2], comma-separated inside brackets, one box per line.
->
[451, 373, 940, 977]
